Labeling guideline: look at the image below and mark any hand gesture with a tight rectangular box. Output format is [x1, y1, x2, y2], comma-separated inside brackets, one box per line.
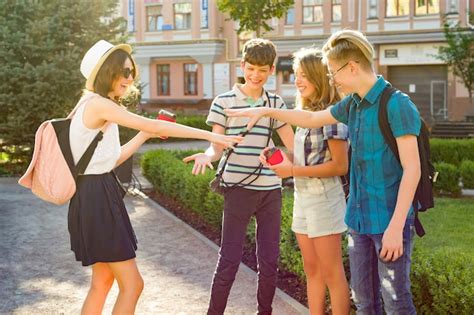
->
[380, 225, 404, 262]
[183, 153, 213, 175]
[225, 107, 269, 130]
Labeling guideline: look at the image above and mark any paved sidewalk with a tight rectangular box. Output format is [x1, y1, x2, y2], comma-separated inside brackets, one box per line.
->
[0, 153, 308, 314]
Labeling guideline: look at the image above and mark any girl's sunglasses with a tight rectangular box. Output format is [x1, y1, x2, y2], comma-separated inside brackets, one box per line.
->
[122, 67, 136, 79]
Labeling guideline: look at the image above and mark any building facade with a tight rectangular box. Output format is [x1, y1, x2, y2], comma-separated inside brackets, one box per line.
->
[120, 0, 473, 123]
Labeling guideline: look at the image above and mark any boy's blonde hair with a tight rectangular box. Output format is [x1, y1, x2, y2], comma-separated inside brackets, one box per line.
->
[241, 38, 277, 67]
[293, 47, 340, 111]
[322, 30, 374, 71]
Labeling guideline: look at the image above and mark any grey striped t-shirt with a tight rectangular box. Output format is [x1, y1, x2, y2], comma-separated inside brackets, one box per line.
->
[207, 84, 287, 191]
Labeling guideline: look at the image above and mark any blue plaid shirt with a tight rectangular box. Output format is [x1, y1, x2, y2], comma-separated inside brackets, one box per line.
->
[330, 76, 421, 234]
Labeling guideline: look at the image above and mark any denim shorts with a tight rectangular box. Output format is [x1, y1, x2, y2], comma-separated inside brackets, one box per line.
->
[292, 177, 347, 238]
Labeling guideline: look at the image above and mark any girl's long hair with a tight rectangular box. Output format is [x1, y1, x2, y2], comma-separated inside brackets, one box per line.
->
[293, 47, 340, 112]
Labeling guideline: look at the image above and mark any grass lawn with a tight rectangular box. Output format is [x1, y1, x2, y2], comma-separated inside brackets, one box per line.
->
[415, 197, 474, 256]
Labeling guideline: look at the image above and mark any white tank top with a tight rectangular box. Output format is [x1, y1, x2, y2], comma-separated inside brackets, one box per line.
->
[69, 95, 121, 175]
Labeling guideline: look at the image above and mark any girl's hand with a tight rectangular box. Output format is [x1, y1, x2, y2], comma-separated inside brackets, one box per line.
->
[208, 133, 243, 149]
[267, 151, 294, 179]
[225, 107, 269, 130]
[259, 147, 271, 166]
[183, 153, 213, 175]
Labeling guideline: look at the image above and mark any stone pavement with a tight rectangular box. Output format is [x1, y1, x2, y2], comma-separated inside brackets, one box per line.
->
[0, 140, 308, 314]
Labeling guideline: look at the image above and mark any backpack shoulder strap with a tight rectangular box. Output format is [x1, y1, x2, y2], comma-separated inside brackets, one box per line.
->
[378, 86, 399, 161]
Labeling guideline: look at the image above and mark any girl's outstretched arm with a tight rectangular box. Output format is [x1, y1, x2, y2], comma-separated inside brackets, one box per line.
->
[225, 107, 338, 130]
[83, 96, 243, 149]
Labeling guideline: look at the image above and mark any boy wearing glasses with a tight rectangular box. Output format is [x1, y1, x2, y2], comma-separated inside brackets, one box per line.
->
[226, 30, 421, 314]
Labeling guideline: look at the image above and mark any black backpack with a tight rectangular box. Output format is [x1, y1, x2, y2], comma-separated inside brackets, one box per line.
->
[342, 86, 436, 237]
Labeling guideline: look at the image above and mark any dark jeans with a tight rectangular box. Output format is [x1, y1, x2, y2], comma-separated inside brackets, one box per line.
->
[348, 215, 416, 315]
[208, 187, 282, 315]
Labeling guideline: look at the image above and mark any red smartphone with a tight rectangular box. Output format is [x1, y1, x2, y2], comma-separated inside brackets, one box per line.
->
[156, 109, 176, 139]
[264, 147, 283, 165]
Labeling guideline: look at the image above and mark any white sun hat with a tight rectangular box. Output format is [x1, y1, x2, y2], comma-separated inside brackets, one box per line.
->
[80, 40, 133, 91]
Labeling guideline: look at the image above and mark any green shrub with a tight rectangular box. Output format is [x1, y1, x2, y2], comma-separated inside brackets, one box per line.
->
[433, 162, 461, 196]
[411, 248, 474, 314]
[460, 160, 474, 189]
[430, 138, 474, 165]
[141, 150, 474, 313]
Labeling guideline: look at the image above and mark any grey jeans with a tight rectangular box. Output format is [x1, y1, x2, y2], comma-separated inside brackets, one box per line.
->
[207, 187, 282, 315]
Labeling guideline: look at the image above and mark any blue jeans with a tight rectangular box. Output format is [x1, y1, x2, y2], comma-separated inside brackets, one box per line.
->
[348, 216, 416, 315]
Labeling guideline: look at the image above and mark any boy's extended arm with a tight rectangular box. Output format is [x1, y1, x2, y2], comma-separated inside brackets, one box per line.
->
[226, 107, 338, 130]
[275, 124, 295, 153]
[182, 124, 227, 175]
[380, 134, 421, 262]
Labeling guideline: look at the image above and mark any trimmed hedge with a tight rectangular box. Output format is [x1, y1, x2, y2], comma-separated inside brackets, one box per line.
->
[430, 138, 474, 166]
[411, 248, 474, 314]
[141, 149, 474, 313]
[433, 162, 461, 196]
[460, 160, 474, 189]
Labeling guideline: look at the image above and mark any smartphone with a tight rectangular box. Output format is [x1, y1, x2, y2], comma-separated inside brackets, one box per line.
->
[264, 147, 283, 165]
[156, 109, 176, 139]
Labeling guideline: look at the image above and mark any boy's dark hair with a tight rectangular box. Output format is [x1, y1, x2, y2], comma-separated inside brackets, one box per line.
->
[241, 38, 277, 67]
[94, 49, 136, 99]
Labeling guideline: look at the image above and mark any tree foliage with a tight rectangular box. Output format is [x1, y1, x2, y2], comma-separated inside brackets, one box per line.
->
[0, 0, 127, 159]
[436, 16, 474, 109]
[217, 0, 294, 37]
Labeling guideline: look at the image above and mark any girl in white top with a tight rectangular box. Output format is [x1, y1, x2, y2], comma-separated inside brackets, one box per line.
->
[69, 40, 241, 315]
[260, 48, 350, 314]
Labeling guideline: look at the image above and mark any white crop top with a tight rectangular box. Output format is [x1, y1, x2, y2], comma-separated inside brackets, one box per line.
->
[69, 95, 121, 175]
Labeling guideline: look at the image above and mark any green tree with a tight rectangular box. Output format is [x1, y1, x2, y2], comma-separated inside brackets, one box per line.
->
[0, 0, 127, 165]
[436, 17, 474, 113]
[217, 0, 294, 38]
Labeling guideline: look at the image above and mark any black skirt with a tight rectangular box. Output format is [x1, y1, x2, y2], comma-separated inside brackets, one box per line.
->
[68, 172, 137, 266]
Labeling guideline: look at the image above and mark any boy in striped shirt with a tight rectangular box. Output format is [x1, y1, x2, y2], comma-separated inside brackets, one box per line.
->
[184, 38, 294, 315]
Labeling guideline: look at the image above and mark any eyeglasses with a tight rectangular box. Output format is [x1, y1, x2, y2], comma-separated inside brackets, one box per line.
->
[327, 60, 359, 82]
[122, 67, 136, 79]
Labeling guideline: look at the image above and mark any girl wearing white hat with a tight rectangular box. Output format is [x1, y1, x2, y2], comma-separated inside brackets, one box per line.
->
[69, 40, 242, 314]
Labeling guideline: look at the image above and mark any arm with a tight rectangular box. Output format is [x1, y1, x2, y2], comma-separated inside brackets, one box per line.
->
[182, 124, 226, 175]
[83, 97, 242, 147]
[380, 135, 421, 262]
[115, 131, 150, 167]
[225, 107, 338, 130]
[275, 124, 294, 154]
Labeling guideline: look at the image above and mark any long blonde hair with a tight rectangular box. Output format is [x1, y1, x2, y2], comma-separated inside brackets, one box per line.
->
[293, 47, 340, 112]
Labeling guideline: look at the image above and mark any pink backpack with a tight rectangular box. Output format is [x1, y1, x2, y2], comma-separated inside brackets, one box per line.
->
[18, 94, 109, 205]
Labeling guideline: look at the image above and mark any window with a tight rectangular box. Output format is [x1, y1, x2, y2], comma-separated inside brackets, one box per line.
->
[285, 7, 295, 25]
[303, 0, 323, 24]
[282, 70, 295, 84]
[184, 64, 198, 96]
[174, 2, 192, 30]
[332, 0, 342, 22]
[415, 0, 440, 15]
[446, 0, 458, 14]
[156, 64, 170, 96]
[386, 0, 410, 17]
[368, 0, 378, 19]
[146, 5, 163, 31]
[237, 31, 253, 56]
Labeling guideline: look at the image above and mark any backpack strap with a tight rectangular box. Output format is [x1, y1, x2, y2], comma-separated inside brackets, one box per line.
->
[67, 93, 111, 177]
[378, 86, 426, 237]
[378, 86, 399, 161]
[74, 122, 110, 177]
